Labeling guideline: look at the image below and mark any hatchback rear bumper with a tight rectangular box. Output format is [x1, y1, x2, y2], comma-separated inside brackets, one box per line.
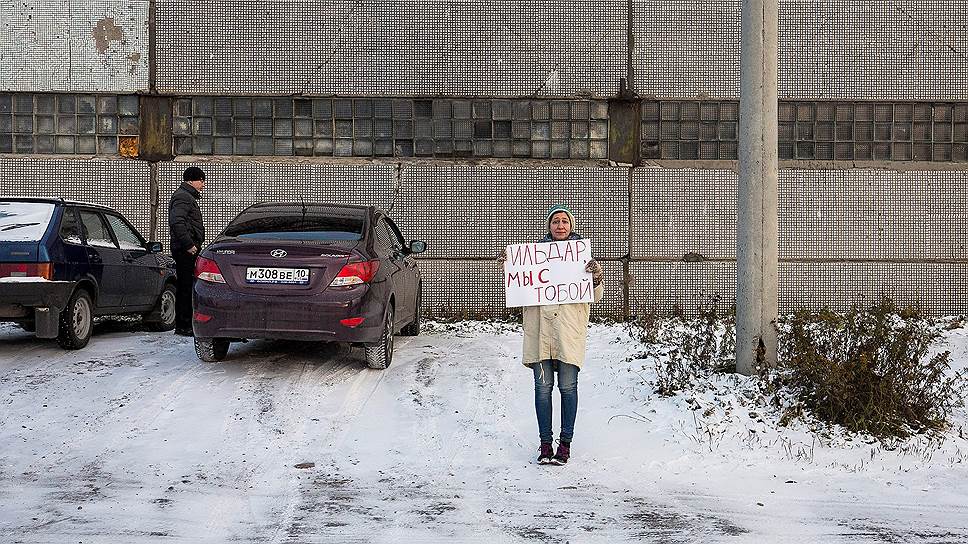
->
[0, 280, 76, 338]
[192, 282, 387, 343]
[0, 280, 75, 314]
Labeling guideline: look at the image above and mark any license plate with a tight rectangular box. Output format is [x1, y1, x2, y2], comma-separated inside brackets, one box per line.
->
[245, 267, 310, 285]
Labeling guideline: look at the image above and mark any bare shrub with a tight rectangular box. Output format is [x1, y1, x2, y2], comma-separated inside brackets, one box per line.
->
[771, 298, 965, 438]
[631, 296, 736, 396]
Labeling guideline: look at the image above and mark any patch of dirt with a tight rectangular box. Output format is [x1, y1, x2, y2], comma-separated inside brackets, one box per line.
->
[48, 461, 111, 504]
[839, 520, 967, 544]
[513, 526, 552, 541]
[415, 500, 456, 521]
[624, 497, 748, 541]
[414, 357, 438, 387]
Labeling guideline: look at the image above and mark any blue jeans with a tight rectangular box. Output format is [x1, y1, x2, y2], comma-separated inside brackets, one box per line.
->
[531, 359, 579, 444]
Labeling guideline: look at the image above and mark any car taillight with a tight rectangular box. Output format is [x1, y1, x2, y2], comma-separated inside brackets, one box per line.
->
[330, 260, 380, 287]
[340, 317, 365, 328]
[195, 256, 225, 283]
[0, 263, 52, 280]
[193, 311, 213, 323]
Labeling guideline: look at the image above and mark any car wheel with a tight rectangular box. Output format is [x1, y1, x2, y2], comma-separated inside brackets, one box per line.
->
[143, 283, 177, 332]
[400, 286, 421, 337]
[195, 337, 230, 362]
[364, 306, 394, 369]
[57, 289, 93, 350]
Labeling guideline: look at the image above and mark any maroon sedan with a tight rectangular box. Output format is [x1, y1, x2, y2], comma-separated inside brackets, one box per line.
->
[191, 202, 425, 368]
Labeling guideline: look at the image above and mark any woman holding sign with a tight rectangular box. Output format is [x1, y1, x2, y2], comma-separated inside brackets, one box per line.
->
[505, 204, 603, 465]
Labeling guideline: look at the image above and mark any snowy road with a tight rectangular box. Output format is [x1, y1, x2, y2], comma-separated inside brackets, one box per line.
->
[1, 321, 967, 543]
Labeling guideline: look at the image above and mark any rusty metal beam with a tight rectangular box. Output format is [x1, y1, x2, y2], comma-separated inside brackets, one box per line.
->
[608, 98, 640, 165]
[138, 95, 173, 162]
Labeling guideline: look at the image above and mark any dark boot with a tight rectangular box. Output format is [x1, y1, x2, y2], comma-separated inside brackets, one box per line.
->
[551, 441, 570, 465]
[537, 443, 554, 464]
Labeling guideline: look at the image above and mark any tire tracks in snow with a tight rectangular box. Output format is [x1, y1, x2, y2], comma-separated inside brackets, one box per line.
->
[268, 366, 389, 544]
[183, 340, 386, 543]
[298, 330, 536, 541]
[262, 333, 493, 543]
[0, 332, 207, 539]
[0, 328, 102, 401]
[268, 353, 396, 543]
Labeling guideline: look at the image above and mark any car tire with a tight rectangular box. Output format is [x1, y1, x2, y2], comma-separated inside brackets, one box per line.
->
[195, 337, 229, 362]
[56, 289, 93, 350]
[364, 306, 394, 369]
[143, 283, 177, 332]
[400, 286, 421, 337]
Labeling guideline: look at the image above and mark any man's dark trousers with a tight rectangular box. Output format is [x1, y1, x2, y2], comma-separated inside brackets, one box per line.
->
[174, 252, 197, 332]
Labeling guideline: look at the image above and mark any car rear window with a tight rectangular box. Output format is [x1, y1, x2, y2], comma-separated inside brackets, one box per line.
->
[0, 201, 56, 242]
[223, 213, 365, 241]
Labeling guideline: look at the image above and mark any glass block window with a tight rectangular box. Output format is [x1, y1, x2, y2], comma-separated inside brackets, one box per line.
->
[641, 100, 968, 162]
[0, 93, 139, 155]
[172, 97, 609, 160]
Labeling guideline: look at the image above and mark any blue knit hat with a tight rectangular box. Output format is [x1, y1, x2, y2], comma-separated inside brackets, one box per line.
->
[547, 204, 576, 231]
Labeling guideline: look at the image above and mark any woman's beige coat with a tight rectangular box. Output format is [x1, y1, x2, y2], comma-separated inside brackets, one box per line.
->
[521, 281, 603, 369]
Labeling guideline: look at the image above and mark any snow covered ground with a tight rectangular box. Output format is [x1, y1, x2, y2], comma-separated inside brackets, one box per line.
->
[1, 318, 966, 543]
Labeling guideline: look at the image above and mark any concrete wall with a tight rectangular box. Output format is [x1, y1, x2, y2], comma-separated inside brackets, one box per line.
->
[0, 0, 148, 93]
[1, 1, 966, 317]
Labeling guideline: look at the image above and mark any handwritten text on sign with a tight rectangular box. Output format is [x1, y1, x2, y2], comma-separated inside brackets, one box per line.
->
[504, 239, 594, 308]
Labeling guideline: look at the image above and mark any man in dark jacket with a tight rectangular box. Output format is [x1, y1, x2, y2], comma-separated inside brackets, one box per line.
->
[169, 166, 207, 336]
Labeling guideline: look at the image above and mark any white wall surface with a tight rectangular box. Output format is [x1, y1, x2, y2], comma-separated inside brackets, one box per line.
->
[0, 0, 148, 93]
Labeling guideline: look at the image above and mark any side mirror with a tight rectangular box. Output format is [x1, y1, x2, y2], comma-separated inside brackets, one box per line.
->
[147, 241, 163, 253]
[408, 240, 427, 255]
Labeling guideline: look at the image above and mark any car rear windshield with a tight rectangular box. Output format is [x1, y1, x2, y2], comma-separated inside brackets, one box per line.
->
[0, 201, 56, 242]
[223, 212, 365, 241]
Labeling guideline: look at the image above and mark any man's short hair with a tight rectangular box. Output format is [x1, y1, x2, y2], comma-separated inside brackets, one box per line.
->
[183, 166, 206, 182]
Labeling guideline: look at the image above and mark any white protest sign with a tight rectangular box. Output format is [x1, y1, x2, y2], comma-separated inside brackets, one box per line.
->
[504, 239, 594, 308]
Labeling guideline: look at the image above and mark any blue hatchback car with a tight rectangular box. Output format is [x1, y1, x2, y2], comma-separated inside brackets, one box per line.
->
[0, 197, 177, 348]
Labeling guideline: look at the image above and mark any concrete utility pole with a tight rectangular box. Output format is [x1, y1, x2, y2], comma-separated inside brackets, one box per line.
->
[736, 0, 779, 375]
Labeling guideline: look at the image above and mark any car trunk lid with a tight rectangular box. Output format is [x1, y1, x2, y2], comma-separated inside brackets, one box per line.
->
[0, 201, 55, 274]
[206, 239, 358, 296]
[0, 241, 53, 280]
[0, 241, 42, 263]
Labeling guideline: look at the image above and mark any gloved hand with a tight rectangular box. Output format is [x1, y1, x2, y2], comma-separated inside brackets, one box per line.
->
[496, 249, 507, 265]
[585, 259, 603, 285]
